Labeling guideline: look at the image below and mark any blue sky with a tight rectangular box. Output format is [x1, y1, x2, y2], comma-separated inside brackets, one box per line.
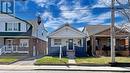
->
[14, 0, 128, 32]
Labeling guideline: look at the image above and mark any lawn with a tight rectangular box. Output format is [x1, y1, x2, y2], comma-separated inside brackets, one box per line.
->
[35, 56, 68, 65]
[76, 57, 130, 64]
[0, 56, 20, 64]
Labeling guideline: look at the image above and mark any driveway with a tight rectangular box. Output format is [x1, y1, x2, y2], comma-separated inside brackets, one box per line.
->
[12, 57, 36, 65]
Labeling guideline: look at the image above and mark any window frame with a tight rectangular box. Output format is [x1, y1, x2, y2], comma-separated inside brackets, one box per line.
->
[5, 22, 21, 32]
[54, 39, 61, 46]
[20, 39, 29, 47]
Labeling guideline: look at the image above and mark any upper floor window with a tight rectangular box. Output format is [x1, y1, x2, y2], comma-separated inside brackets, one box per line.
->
[5, 23, 21, 31]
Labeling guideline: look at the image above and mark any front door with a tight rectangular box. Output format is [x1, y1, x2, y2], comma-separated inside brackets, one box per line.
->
[6, 39, 13, 53]
[68, 39, 73, 50]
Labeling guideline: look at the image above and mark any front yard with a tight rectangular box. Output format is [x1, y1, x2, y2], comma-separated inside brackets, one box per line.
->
[76, 57, 130, 64]
[0, 56, 24, 64]
[0, 54, 27, 64]
[35, 56, 68, 65]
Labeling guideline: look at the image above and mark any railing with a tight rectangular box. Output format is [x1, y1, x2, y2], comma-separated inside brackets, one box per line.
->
[0, 45, 29, 55]
[0, 46, 5, 55]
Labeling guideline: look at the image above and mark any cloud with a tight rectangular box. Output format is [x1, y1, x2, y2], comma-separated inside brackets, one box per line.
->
[29, 0, 124, 32]
[92, 0, 128, 8]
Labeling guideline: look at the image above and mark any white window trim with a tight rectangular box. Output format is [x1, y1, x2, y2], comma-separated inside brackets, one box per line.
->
[6, 23, 20, 32]
[77, 39, 83, 47]
[20, 39, 29, 47]
[54, 39, 61, 46]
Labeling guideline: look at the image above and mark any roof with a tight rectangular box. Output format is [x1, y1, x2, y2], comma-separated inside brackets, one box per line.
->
[28, 20, 48, 32]
[0, 13, 32, 26]
[83, 25, 110, 36]
[0, 13, 32, 36]
[49, 23, 87, 38]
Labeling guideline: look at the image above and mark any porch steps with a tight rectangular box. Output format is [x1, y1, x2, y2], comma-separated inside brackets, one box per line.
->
[67, 50, 75, 59]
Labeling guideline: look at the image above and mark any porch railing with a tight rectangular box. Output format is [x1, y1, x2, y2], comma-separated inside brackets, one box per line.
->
[0, 45, 29, 55]
[0, 46, 6, 55]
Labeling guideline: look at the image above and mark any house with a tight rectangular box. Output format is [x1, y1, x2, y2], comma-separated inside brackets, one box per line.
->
[0, 13, 47, 56]
[48, 24, 88, 58]
[83, 25, 129, 56]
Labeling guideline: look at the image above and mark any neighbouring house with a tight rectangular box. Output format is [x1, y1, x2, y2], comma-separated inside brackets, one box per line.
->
[48, 24, 88, 58]
[0, 13, 47, 56]
[83, 25, 129, 56]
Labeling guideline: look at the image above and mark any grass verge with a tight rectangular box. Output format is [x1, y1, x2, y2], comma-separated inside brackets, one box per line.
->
[0, 56, 21, 64]
[35, 56, 68, 65]
[76, 57, 130, 64]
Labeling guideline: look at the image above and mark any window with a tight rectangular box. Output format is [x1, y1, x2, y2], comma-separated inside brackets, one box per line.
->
[5, 23, 21, 31]
[7, 23, 13, 31]
[54, 39, 61, 46]
[20, 39, 29, 47]
[14, 23, 19, 31]
[78, 39, 83, 46]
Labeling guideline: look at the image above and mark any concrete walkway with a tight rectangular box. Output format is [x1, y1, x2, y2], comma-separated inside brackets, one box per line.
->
[68, 59, 76, 64]
[12, 57, 36, 65]
[0, 65, 130, 72]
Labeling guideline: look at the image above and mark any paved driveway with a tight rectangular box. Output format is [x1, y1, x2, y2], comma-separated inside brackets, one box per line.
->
[12, 57, 36, 65]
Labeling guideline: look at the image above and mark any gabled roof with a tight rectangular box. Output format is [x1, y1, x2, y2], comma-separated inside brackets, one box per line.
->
[48, 23, 87, 38]
[0, 13, 32, 36]
[95, 25, 129, 35]
[83, 25, 110, 36]
[0, 13, 32, 26]
[83, 25, 129, 36]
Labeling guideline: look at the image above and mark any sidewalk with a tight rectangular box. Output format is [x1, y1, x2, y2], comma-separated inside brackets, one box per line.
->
[0, 65, 129, 72]
[12, 57, 36, 65]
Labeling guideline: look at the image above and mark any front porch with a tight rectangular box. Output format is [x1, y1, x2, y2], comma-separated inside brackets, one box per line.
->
[95, 37, 129, 56]
[0, 45, 29, 55]
[48, 38, 87, 58]
[0, 38, 30, 55]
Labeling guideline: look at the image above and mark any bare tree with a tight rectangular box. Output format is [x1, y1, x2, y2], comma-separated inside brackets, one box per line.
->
[115, 0, 130, 50]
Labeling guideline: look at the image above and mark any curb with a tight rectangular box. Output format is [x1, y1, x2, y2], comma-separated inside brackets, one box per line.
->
[34, 64, 110, 67]
[34, 69, 130, 72]
[0, 68, 130, 72]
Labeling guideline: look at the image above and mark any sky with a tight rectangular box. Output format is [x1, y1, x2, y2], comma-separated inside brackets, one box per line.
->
[14, 0, 128, 32]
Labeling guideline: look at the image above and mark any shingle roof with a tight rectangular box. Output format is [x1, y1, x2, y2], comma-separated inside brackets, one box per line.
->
[84, 25, 110, 36]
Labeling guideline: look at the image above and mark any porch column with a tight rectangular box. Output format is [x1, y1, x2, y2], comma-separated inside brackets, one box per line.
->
[129, 36, 130, 51]
[91, 35, 96, 56]
[48, 38, 51, 55]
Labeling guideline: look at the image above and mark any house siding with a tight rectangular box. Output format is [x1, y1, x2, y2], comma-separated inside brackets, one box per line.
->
[75, 38, 87, 57]
[48, 38, 87, 57]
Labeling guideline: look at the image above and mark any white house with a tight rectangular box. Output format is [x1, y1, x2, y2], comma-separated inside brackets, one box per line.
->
[48, 24, 88, 58]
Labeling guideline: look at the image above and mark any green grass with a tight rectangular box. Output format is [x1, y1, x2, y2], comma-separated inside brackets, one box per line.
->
[0, 56, 20, 64]
[35, 56, 68, 64]
[76, 57, 130, 64]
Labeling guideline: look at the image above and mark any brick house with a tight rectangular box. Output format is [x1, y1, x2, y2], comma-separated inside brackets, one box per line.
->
[0, 13, 47, 56]
[83, 25, 129, 56]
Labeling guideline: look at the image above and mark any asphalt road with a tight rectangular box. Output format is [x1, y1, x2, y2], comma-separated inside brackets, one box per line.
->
[0, 70, 129, 73]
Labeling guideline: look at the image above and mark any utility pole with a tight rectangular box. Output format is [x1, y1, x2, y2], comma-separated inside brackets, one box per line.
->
[111, 0, 116, 63]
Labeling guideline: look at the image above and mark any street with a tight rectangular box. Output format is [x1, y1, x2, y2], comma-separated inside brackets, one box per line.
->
[0, 70, 129, 73]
